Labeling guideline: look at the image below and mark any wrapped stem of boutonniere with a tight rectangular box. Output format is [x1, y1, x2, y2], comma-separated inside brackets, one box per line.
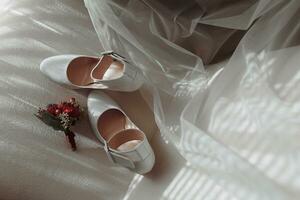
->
[35, 98, 83, 151]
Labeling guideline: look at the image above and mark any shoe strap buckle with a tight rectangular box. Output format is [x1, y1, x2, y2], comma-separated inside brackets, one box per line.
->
[101, 51, 129, 63]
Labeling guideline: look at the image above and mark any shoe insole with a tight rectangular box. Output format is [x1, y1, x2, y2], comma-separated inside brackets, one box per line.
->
[97, 109, 143, 151]
[117, 140, 142, 151]
[67, 55, 124, 86]
[67, 56, 96, 86]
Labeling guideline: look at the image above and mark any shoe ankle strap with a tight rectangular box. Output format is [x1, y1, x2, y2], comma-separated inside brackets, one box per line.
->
[84, 51, 129, 87]
[103, 141, 135, 169]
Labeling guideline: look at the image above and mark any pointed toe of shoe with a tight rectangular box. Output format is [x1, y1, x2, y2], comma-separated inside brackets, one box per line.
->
[40, 57, 53, 77]
[87, 91, 119, 120]
[40, 55, 78, 87]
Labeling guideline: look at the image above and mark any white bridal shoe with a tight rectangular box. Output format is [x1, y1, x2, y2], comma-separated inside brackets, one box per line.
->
[40, 51, 143, 91]
[88, 91, 155, 174]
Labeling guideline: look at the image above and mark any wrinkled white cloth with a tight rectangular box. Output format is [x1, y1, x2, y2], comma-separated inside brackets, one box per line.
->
[85, 0, 300, 199]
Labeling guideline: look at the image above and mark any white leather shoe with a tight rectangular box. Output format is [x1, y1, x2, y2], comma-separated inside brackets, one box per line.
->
[87, 91, 155, 174]
[40, 51, 143, 91]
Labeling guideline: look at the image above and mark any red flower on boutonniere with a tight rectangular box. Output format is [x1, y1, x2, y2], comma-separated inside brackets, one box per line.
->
[35, 98, 83, 151]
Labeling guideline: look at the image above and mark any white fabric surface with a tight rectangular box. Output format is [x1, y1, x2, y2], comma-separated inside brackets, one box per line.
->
[85, 0, 300, 199]
[1, 0, 300, 200]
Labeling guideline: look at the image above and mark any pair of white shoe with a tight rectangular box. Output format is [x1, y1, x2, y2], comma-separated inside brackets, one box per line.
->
[40, 51, 155, 174]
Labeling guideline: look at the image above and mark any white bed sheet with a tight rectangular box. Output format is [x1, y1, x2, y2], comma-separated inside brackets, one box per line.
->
[1, 0, 300, 200]
[0, 1, 153, 199]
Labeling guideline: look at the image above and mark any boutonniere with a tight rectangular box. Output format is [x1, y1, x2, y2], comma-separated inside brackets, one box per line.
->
[35, 98, 83, 151]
